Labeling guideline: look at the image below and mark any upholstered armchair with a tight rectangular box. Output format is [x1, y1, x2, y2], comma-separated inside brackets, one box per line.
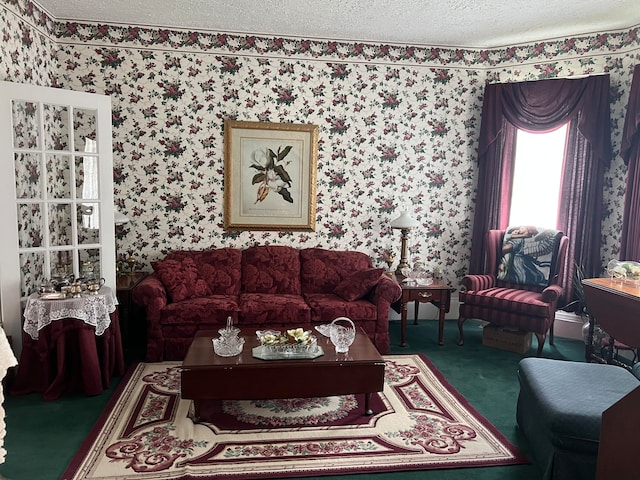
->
[457, 228, 569, 356]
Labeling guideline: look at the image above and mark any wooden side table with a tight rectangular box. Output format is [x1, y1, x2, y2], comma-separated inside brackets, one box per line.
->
[116, 272, 149, 361]
[396, 277, 455, 347]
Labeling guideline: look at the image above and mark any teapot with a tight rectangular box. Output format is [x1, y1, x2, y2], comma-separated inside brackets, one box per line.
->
[86, 277, 105, 295]
[39, 279, 56, 294]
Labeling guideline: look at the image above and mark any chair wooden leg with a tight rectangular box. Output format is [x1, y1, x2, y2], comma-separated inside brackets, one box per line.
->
[535, 333, 546, 356]
[457, 316, 466, 346]
[549, 317, 555, 346]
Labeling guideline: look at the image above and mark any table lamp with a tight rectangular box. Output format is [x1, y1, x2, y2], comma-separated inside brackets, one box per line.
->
[390, 210, 419, 276]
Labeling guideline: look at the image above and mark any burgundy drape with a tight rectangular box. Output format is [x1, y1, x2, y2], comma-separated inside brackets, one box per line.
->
[471, 76, 612, 305]
[619, 64, 640, 261]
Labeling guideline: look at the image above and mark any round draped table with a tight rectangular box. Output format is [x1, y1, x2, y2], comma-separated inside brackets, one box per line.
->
[10, 287, 124, 401]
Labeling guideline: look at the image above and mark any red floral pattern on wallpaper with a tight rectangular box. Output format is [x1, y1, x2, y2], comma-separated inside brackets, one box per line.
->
[0, 0, 636, 285]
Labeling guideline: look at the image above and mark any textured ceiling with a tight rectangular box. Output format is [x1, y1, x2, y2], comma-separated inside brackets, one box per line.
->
[34, 0, 640, 48]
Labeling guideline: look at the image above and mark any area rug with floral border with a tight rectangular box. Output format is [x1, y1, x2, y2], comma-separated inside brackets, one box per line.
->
[62, 355, 527, 479]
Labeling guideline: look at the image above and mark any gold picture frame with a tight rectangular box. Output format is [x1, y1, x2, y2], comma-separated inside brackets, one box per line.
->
[224, 120, 319, 231]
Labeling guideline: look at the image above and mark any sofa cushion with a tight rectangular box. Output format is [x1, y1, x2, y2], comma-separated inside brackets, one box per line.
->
[300, 248, 374, 294]
[304, 292, 378, 322]
[333, 268, 384, 301]
[151, 257, 213, 302]
[459, 287, 551, 317]
[160, 295, 239, 325]
[165, 248, 242, 295]
[239, 293, 310, 325]
[242, 245, 301, 294]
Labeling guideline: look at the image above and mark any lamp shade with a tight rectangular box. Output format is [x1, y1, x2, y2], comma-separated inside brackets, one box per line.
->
[114, 209, 130, 225]
[390, 211, 419, 229]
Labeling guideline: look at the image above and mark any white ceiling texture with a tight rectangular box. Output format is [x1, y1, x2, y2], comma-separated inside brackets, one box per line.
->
[33, 0, 640, 49]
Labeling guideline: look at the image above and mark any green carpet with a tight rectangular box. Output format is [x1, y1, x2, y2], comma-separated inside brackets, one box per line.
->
[0, 319, 585, 479]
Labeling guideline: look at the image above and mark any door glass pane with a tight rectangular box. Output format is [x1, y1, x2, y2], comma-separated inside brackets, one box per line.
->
[46, 154, 72, 199]
[78, 248, 101, 278]
[17, 203, 43, 248]
[11, 100, 40, 149]
[48, 203, 72, 246]
[75, 156, 99, 200]
[20, 252, 44, 297]
[78, 203, 100, 244]
[43, 104, 69, 151]
[14, 152, 42, 199]
[73, 108, 98, 152]
[51, 250, 73, 278]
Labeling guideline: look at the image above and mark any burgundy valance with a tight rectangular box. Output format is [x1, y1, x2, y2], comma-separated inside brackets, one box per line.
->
[478, 75, 612, 167]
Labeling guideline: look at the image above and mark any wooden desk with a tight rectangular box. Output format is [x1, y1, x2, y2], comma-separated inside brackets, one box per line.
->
[395, 278, 454, 347]
[582, 278, 640, 479]
[582, 277, 640, 365]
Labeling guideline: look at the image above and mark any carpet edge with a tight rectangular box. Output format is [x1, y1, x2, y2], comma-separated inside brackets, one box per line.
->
[60, 362, 144, 480]
[414, 352, 530, 464]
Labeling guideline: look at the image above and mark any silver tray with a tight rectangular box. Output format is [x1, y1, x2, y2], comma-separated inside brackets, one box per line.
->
[252, 345, 324, 360]
[39, 292, 67, 300]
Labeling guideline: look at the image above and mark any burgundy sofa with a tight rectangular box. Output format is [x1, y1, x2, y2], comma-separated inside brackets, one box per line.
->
[132, 245, 401, 361]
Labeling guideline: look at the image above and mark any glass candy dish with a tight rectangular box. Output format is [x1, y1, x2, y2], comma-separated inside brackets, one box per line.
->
[400, 267, 433, 286]
[212, 317, 244, 357]
[314, 324, 333, 337]
[606, 260, 640, 286]
[212, 335, 245, 357]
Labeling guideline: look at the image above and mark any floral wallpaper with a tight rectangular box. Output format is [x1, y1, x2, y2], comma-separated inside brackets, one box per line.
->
[2, 0, 640, 289]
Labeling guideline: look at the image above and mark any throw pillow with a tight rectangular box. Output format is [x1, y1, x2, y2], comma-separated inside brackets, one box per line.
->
[333, 268, 384, 301]
[152, 257, 212, 303]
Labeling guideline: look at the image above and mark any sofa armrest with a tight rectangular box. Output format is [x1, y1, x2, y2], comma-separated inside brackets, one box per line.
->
[541, 284, 563, 303]
[460, 274, 496, 292]
[371, 274, 402, 305]
[368, 275, 402, 347]
[131, 274, 168, 361]
[132, 274, 167, 308]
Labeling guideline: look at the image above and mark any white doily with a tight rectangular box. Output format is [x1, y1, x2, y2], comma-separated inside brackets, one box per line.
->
[23, 287, 118, 340]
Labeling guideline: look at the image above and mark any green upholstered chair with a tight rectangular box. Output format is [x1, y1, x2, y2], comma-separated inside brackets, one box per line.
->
[516, 358, 640, 479]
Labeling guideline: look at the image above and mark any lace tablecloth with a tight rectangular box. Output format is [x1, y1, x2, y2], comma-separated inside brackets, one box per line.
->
[23, 287, 118, 340]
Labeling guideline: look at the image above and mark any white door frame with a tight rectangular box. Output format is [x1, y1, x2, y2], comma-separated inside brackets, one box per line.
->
[0, 81, 114, 356]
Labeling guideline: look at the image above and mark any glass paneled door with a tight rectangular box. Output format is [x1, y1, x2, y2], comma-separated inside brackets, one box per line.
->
[0, 82, 115, 355]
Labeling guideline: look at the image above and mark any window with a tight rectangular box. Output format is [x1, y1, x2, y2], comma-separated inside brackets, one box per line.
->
[508, 123, 568, 228]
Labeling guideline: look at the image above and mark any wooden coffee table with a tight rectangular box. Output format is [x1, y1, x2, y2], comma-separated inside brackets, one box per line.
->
[181, 328, 386, 422]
